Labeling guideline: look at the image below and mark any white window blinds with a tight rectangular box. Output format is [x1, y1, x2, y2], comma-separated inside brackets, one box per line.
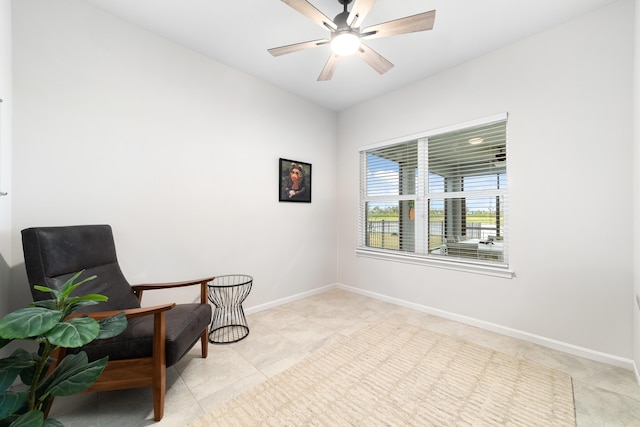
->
[359, 114, 508, 267]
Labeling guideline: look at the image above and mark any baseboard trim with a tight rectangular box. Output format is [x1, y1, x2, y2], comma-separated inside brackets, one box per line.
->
[244, 284, 337, 316]
[336, 283, 635, 371]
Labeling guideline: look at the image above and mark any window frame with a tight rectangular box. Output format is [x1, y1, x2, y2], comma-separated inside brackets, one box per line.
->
[357, 113, 514, 279]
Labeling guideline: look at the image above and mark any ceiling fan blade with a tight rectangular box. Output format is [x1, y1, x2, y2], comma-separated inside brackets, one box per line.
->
[346, 0, 376, 28]
[356, 43, 394, 75]
[268, 39, 329, 57]
[317, 54, 341, 81]
[281, 0, 337, 31]
[361, 10, 436, 40]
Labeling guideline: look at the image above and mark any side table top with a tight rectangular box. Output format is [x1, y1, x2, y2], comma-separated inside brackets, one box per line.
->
[208, 274, 253, 288]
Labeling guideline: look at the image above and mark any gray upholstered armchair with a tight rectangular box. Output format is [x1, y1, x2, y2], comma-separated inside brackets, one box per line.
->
[21, 225, 213, 421]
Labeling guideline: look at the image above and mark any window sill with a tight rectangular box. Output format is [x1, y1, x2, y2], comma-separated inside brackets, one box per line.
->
[355, 248, 515, 279]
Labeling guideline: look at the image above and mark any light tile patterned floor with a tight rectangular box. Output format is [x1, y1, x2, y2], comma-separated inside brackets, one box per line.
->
[49, 288, 640, 426]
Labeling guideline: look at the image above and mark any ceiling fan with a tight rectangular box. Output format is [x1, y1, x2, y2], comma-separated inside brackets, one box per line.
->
[268, 0, 436, 81]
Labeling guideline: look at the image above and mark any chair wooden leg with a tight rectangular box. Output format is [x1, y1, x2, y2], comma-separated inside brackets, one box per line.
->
[153, 311, 167, 421]
[201, 329, 208, 358]
[153, 378, 165, 421]
[200, 281, 209, 359]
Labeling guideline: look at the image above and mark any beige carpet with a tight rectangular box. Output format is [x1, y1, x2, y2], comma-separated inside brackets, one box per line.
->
[191, 318, 576, 426]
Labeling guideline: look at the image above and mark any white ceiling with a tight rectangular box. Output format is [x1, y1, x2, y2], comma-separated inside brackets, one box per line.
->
[81, 0, 617, 111]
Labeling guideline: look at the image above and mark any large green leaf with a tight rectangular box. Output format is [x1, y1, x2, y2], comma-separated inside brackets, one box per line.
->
[96, 312, 127, 340]
[0, 391, 28, 420]
[46, 352, 107, 397]
[0, 309, 63, 340]
[6, 409, 43, 427]
[28, 300, 57, 311]
[0, 367, 22, 394]
[64, 301, 99, 316]
[0, 349, 35, 393]
[32, 285, 59, 299]
[45, 318, 99, 348]
[68, 294, 108, 303]
[59, 272, 96, 298]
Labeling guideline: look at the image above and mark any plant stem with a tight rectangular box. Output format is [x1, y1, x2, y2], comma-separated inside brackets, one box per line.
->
[29, 340, 54, 411]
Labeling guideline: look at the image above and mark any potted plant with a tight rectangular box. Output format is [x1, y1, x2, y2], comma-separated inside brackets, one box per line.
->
[0, 271, 128, 427]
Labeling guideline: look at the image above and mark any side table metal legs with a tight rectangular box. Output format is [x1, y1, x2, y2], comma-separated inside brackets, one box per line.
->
[207, 275, 252, 344]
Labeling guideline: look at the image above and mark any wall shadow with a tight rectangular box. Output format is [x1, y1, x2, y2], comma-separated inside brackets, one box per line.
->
[9, 262, 31, 313]
[0, 251, 8, 316]
[0, 254, 30, 317]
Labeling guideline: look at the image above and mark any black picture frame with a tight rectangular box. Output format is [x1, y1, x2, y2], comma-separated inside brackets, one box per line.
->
[279, 158, 312, 203]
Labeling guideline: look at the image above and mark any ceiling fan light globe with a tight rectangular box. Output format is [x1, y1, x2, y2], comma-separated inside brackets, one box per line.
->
[331, 32, 360, 56]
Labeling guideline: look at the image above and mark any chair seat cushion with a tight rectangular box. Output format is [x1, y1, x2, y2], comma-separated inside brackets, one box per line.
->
[76, 303, 211, 367]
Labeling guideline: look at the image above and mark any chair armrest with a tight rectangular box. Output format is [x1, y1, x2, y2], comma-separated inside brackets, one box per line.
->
[131, 277, 215, 304]
[68, 303, 176, 320]
[132, 277, 215, 291]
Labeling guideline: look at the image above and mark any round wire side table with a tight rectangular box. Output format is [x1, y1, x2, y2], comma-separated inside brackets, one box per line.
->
[207, 274, 253, 344]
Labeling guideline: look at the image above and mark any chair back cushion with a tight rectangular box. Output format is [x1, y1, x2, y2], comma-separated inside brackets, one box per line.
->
[21, 225, 141, 311]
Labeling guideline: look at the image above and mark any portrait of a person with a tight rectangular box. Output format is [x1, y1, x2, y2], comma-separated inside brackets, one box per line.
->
[280, 160, 311, 202]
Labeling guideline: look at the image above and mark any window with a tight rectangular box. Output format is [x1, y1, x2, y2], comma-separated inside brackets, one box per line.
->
[358, 114, 509, 275]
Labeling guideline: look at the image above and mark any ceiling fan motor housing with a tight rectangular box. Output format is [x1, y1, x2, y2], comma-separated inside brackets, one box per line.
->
[333, 10, 352, 30]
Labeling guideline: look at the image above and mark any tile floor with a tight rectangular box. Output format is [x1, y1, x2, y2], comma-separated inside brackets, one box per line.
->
[49, 288, 640, 426]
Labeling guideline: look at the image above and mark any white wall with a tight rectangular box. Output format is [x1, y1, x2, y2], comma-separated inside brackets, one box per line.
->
[11, 0, 338, 310]
[337, 0, 634, 362]
[0, 0, 12, 319]
[633, 0, 640, 378]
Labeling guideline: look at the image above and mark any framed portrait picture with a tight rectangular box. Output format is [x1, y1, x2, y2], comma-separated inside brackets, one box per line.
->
[279, 158, 311, 203]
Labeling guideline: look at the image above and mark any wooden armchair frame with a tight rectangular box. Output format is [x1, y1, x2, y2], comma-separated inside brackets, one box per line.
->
[53, 277, 214, 421]
[22, 225, 215, 422]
